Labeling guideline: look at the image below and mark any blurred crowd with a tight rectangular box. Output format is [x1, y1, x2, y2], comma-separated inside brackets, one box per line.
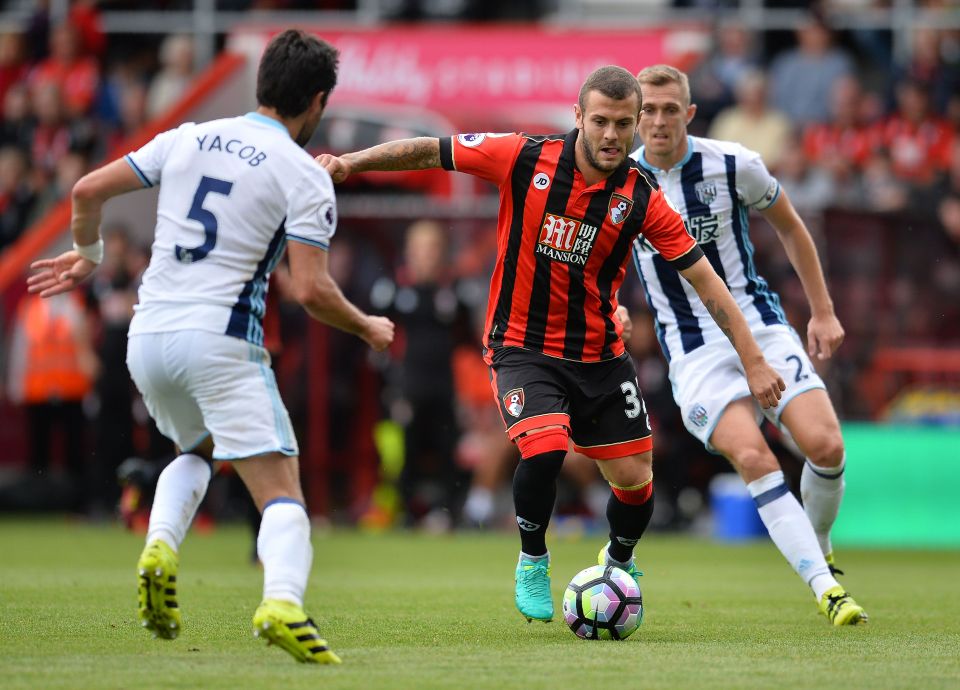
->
[0, 6, 958, 532]
[0, 2, 195, 252]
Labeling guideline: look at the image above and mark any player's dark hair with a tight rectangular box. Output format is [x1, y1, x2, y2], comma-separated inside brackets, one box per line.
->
[578, 65, 642, 112]
[256, 29, 339, 118]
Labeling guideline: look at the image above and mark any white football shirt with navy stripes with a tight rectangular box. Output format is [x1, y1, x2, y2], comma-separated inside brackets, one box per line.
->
[631, 135, 787, 362]
[125, 112, 337, 347]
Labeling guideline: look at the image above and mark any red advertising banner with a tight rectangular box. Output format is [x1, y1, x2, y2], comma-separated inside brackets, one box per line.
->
[230, 25, 704, 119]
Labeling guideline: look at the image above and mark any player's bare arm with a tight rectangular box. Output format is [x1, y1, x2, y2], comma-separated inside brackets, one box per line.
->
[702, 297, 735, 346]
[317, 137, 441, 183]
[28, 158, 144, 298]
[614, 305, 633, 342]
[286, 240, 395, 351]
[680, 256, 786, 408]
[760, 190, 844, 361]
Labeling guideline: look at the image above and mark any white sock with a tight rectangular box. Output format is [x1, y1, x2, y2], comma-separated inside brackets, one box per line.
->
[801, 456, 845, 556]
[146, 453, 212, 552]
[747, 471, 838, 600]
[519, 551, 549, 564]
[602, 544, 635, 569]
[258, 499, 312, 607]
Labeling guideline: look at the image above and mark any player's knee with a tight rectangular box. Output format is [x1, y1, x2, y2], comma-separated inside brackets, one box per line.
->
[805, 430, 845, 468]
[728, 447, 778, 481]
[599, 452, 652, 488]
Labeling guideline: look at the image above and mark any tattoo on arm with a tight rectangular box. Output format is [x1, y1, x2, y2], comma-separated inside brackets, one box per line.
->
[348, 137, 440, 173]
[705, 299, 735, 347]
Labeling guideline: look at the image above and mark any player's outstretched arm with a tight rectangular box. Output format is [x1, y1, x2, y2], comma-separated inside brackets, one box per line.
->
[680, 256, 786, 409]
[760, 190, 844, 361]
[316, 137, 441, 182]
[287, 239, 395, 351]
[28, 158, 144, 298]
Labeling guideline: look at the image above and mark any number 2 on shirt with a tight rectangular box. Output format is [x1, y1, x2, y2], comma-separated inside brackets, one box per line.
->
[175, 176, 234, 264]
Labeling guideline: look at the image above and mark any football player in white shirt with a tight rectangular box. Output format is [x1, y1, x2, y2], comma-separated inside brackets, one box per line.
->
[630, 65, 866, 625]
[28, 30, 394, 662]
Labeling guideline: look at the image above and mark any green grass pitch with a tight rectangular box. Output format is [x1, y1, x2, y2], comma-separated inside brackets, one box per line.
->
[1, 518, 958, 690]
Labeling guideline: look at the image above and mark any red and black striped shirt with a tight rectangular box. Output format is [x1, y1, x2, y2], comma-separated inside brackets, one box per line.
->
[439, 129, 703, 363]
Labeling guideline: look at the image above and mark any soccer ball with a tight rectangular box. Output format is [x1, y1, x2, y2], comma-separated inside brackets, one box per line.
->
[562, 564, 643, 640]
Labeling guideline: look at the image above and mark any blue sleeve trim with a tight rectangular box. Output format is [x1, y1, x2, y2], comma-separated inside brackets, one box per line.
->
[125, 155, 153, 188]
[286, 234, 330, 251]
[752, 182, 781, 210]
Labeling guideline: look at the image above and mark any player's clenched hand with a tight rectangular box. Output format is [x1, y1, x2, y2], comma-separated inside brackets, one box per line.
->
[745, 359, 786, 409]
[615, 305, 633, 342]
[27, 251, 97, 298]
[315, 153, 351, 183]
[807, 313, 844, 361]
[362, 315, 395, 352]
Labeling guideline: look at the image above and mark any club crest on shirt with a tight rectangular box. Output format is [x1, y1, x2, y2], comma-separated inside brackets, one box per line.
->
[608, 194, 633, 225]
[688, 403, 709, 428]
[503, 388, 525, 417]
[694, 180, 717, 206]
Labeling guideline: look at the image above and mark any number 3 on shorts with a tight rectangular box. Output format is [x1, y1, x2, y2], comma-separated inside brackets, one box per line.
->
[621, 379, 650, 429]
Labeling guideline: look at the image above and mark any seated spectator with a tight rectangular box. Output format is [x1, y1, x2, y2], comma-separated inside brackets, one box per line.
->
[0, 32, 27, 108]
[30, 80, 71, 176]
[29, 148, 88, 222]
[119, 78, 148, 133]
[803, 76, 879, 180]
[858, 151, 910, 212]
[0, 146, 35, 250]
[878, 80, 953, 186]
[69, 0, 106, 60]
[939, 194, 960, 245]
[892, 27, 960, 116]
[29, 22, 100, 118]
[775, 139, 836, 215]
[0, 83, 34, 152]
[947, 92, 960, 135]
[935, 141, 960, 243]
[768, 16, 854, 127]
[687, 23, 760, 133]
[146, 34, 194, 119]
[708, 69, 792, 170]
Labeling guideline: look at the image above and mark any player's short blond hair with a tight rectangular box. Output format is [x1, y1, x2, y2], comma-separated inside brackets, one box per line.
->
[636, 64, 691, 107]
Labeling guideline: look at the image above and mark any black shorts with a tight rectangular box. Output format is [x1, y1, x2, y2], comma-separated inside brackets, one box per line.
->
[489, 347, 653, 460]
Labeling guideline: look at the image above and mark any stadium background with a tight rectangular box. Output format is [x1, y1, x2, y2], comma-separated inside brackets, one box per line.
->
[0, 0, 957, 548]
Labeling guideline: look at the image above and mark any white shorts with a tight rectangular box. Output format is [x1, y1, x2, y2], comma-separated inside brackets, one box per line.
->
[668, 325, 824, 452]
[126, 330, 298, 460]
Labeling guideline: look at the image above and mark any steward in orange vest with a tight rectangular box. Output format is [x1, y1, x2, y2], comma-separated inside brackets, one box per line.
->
[8, 292, 96, 404]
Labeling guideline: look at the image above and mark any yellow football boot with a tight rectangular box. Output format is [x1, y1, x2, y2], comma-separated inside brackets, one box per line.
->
[252, 599, 342, 664]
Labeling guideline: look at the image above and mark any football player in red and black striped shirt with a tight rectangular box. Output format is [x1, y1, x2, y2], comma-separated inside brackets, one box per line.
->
[319, 65, 784, 623]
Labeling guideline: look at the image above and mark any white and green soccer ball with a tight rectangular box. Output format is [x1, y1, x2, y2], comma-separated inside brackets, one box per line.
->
[562, 564, 643, 640]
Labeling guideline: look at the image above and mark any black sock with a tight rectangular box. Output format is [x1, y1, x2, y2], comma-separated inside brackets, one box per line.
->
[512, 450, 565, 557]
[606, 489, 654, 563]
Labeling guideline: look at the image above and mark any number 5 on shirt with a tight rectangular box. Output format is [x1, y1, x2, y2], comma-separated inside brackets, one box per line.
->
[175, 176, 234, 264]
